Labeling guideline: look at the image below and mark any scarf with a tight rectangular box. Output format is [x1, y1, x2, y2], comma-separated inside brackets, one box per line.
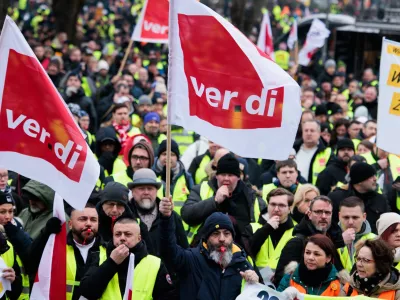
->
[354, 271, 386, 295]
[298, 260, 333, 287]
[112, 120, 130, 154]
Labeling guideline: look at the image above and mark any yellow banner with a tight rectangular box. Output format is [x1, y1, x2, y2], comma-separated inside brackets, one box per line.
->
[386, 64, 400, 88]
[388, 45, 400, 57]
[390, 92, 400, 116]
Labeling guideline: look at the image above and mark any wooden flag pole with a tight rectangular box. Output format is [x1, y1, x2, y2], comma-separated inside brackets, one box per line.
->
[294, 40, 299, 66]
[165, 124, 172, 199]
[118, 38, 134, 75]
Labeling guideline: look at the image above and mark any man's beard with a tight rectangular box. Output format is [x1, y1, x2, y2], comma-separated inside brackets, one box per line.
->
[29, 205, 42, 214]
[207, 241, 233, 269]
[314, 222, 331, 233]
[136, 198, 156, 213]
[72, 227, 95, 245]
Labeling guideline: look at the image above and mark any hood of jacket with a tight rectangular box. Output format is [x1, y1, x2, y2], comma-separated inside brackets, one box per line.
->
[22, 180, 55, 209]
[95, 126, 121, 157]
[125, 140, 154, 170]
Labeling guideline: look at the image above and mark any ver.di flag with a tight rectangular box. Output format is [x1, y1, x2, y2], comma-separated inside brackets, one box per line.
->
[31, 194, 67, 300]
[298, 19, 330, 66]
[377, 38, 400, 154]
[257, 11, 274, 59]
[168, 0, 301, 160]
[123, 254, 135, 300]
[131, 0, 169, 43]
[287, 19, 298, 50]
[0, 16, 99, 210]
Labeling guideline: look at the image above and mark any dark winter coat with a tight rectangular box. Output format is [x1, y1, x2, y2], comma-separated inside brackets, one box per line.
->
[273, 215, 344, 286]
[328, 184, 390, 234]
[316, 156, 348, 195]
[95, 127, 122, 175]
[80, 240, 176, 300]
[160, 215, 256, 300]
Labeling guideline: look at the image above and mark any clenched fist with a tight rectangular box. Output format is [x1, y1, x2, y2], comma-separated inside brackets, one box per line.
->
[215, 185, 230, 204]
[159, 197, 173, 217]
[110, 244, 129, 265]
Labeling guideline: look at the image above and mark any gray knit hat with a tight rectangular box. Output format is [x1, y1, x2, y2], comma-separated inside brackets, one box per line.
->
[128, 168, 162, 190]
[324, 59, 336, 69]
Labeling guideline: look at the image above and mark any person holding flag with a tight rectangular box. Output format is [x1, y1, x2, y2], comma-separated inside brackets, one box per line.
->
[80, 217, 176, 300]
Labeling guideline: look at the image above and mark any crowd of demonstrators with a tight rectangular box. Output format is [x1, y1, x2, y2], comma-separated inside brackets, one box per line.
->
[1, 0, 400, 299]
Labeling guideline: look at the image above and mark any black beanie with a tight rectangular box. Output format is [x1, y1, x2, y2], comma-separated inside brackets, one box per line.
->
[350, 162, 376, 184]
[0, 191, 14, 206]
[337, 138, 355, 152]
[157, 139, 180, 159]
[202, 212, 235, 240]
[216, 153, 240, 177]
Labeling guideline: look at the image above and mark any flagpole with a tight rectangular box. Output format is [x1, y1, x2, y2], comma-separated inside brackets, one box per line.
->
[118, 38, 134, 75]
[294, 40, 299, 66]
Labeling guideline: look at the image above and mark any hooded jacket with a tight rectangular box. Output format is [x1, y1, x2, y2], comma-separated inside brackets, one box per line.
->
[316, 156, 349, 195]
[80, 240, 176, 300]
[340, 268, 400, 299]
[328, 184, 390, 234]
[95, 127, 123, 175]
[273, 215, 344, 286]
[18, 180, 55, 240]
[160, 215, 256, 300]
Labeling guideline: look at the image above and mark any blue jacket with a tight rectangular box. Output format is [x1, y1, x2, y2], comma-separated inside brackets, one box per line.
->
[160, 215, 254, 300]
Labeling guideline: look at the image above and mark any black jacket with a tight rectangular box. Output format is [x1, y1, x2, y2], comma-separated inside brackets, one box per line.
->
[160, 215, 257, 300]
[181, 178, 266, 250]
[80, 241, 176, 300]
[62, 88, 97, 131]
[328, 184, 390, 233]
[128, 199, 189, 258]
[95, 127, 122, 175]
[294, 138, 334, 183]
[95, 198, 154, 254]
[273, 216, 344, 286]
[27, 230, 105, 300]
[97, 93, 115, 124]
[316, 157, 348, 195]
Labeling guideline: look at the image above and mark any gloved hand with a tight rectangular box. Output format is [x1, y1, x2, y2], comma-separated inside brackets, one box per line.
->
[338, 269, 351, 284]
[44, 217, 62, 235]
[284, 261, 298, 275]
[3, 221, 18, 235]
[283, 286, 302, 300]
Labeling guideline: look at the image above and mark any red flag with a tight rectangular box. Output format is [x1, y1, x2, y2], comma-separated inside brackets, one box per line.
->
[257, 12, 274, 59]
[168, 0, 301, 160]
[0, 17, 99, 210]
[131, 0, 169, 43]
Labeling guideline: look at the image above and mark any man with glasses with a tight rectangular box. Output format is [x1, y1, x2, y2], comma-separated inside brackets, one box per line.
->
[248, 188, 296, 281]
[273, 196, 345, 286]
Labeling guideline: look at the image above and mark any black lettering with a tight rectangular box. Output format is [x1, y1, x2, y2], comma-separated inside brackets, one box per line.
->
[392, 70, 400, 83]
[393, 100, 400, 111]
[257, 291, 269, 299]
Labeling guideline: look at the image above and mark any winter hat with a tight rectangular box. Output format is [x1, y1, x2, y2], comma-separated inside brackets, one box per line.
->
[0, 191, 14, 206]
[377, 213, 400, 236]
[216, 153, 240, 178]
[337, 138, 355, 152]
[157, 139, 180, 159]
[202, 212, 235, 240]
[315, 105, 328, 116]
[328, 103, 343, 116]
[320, 122, 332, 134]
[68, 103, 81, 117]
[354, 106, 369, 120]
[237, 157, 249, 178]
[143, 112, 160, 125]
[138, 95, 152, 106]
[324, 59, 336, 69]
[100, 182, 129, 205]
[128, 168, 162, 190]
[349, 162, 376, 184]
[97, 60, 109, 72]
[66, 71, 82, 82]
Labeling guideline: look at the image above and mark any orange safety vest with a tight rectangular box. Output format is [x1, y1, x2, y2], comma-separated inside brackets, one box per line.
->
[290, 279, 340, 296]
[343, 282, 395, 299]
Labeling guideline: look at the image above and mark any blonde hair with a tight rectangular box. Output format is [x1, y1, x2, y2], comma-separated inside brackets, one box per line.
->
[291, 184, 320, 213]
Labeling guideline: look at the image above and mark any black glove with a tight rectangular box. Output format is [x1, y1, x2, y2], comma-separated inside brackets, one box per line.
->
[3, 221, 19, 235]
[44, 217, 62, 235]
[0, 232, 10, 255]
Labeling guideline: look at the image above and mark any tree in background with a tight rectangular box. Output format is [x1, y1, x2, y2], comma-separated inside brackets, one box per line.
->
[52, 0, 85, 44]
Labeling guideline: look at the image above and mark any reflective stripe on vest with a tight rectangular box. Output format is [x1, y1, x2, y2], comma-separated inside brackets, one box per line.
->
[66, 245, 107, 299]
[338, 233, 376, 272]
[291, 279, 340, 296]
[16, 255, 30, 300]
[171, 129, 195, 155]
[344, 282, 395, 299]
[194, 155, 211, 184]
[101, 255, 160, 300]
[311, 148, 332, 185]
[251, 224, 294, 269]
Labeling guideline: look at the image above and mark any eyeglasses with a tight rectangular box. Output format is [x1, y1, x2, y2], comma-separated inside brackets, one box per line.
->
[0, 174, 8, 179]
[355, 256, 374, 265]
[131, 155, 149, 161]
[311, 210, 332, 216]
[269, 203, 288, 210]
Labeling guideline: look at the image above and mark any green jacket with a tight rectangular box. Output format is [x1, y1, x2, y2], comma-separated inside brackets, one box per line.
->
[277, 264, 339, 295]
[18, 180, 55, 239]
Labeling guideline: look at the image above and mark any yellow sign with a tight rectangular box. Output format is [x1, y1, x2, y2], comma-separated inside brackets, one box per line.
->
[388, 45, 400, 57]
[387, 64, 400, 88]
[389, 92, 400, 116]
